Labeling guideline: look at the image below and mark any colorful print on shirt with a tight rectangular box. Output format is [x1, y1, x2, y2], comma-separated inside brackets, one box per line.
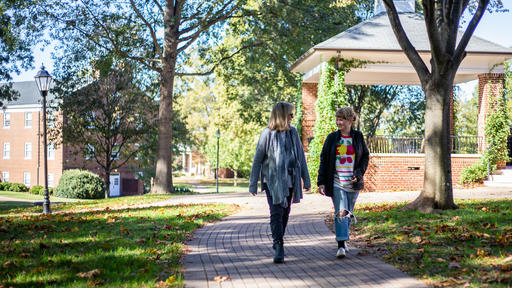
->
[334, 135, 355, 188]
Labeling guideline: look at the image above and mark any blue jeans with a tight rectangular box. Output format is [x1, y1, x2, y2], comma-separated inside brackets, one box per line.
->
[332, 186, 359, 241]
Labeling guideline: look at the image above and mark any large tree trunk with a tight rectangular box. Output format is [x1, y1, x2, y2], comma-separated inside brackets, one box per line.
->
[404, 76, 457, 212]
[152, 4, 179, 194]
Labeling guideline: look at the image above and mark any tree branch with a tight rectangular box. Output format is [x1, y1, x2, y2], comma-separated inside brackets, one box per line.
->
[383, 0, 430, 84]
[422, 0, 444, 65]
[454, 0, 490, 66]
[176, 41, 264, 76]
[151, 0, 164, 14]
[129, 0, 162, 59]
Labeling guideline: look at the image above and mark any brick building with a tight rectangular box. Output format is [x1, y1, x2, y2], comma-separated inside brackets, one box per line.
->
[0, 81, 143, 196]
[291, 0, 512, 191]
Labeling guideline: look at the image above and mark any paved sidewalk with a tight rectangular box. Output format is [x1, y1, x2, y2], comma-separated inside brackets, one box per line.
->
[181, 192, 428, 288]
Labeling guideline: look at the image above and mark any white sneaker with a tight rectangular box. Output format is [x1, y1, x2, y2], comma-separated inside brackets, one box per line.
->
[336, 247, 346, 258]
[343, 242, 350, 252]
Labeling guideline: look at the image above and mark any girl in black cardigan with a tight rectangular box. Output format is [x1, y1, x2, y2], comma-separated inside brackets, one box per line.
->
[317, 107, 369, 258]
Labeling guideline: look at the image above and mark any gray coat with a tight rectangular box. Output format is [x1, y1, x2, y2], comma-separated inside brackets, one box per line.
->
[249, 126, 311, 206]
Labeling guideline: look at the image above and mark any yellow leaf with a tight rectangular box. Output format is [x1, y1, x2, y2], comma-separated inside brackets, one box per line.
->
[165, 275, 176, 284]
[214, 276, 231, 283]
[76, 269, 101, 279]
[71, 227, 79, 232]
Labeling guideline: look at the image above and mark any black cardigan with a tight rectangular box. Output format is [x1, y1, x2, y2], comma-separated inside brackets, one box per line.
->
[317, 128, 369, 197]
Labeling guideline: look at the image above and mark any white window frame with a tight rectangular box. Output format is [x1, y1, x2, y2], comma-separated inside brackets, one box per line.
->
[48, 173, 54, 187]
[1, 172, 9, 183]
[24, 112, 32, 128]
[87, 112, 95, 129]
[112, 144, 120, 160]
[48, 143, 55, 160]
[85, 144, 95, 160]
[48, 112, 55, 128]
[3, 112, 10, 128]
[3, 143, 10, 159]
[24, 142, 32, 159]
[23, 172, 30, 186]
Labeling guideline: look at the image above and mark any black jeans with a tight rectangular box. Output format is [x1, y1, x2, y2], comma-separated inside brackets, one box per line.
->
[263, 183, 293, 243]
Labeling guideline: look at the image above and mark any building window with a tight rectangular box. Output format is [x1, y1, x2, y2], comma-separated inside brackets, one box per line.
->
[134, 143, 140, 160]
[1, 172, 9, 183]
[23, 172, 30, 186]
[48, 112, 55, 128]
[86, 144, 95, 160]
[3, 143, 10, 159]
[48, 173, 54, 187]
[24, 142, 32, 159]
[3, 112, 10, 128]
[25, 112, 32, 128]
[112, 144, 120, 160]
[87, 112, 95, 129]
[48, 143, 55, 160]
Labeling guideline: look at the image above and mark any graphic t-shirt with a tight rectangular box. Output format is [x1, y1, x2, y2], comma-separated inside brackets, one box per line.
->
[333, 135, 356, 190]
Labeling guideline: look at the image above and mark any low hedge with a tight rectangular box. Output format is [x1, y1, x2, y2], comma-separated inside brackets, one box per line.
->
[0, 182, 29, 192]
[29, 185, 54, 195]
[55, 169, 105, 199]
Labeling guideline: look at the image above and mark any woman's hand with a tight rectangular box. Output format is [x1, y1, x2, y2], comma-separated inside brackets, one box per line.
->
[351, 176, 358, 183]
[318, 185, 325, 195]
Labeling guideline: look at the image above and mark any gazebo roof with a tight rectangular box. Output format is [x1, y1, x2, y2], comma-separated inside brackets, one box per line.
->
[291, 12, 512, 85]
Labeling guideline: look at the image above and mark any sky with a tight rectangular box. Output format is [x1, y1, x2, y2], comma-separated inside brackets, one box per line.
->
[12, 1, 512, 100]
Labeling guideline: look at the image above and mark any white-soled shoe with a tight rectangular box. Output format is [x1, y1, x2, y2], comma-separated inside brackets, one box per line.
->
[336, 247, 346, 258]
[343, 242, 350, 252]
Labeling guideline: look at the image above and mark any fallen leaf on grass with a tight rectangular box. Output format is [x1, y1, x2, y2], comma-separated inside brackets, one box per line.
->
[119, 226, 130, 235]
[39, 242, 50, 250]
[2, 261, 14, 268]
[501, 264, 512, 271]
[136, 238, 145, 244]
[448, 262, 461, 269]
[77, 269, 102, 279]
[214, 276, 231, 283]
[71, 227, 79, 232]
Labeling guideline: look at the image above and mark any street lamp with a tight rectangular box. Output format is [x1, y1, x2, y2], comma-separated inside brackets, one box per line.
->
[216, 129, 220, 194]
[35, 64, 53, 214]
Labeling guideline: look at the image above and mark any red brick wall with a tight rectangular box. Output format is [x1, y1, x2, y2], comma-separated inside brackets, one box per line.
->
[0, 109, 63, 187]
[478, 73, 505, 152]
[301, 83, 317, 152]
[364, 154, 480, 191]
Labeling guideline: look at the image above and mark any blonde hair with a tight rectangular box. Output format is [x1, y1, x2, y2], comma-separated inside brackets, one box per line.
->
[268, 102, 294, 131]
[336, 107, 358, 122]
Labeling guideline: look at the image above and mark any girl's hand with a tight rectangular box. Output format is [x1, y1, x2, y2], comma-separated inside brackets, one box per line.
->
[318, 185, 325, 195]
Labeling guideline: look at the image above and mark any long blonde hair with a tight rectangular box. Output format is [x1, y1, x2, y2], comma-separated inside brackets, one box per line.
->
[268, 102, 294, 131]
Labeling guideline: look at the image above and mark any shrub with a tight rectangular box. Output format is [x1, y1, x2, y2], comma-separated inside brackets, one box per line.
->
[55, 169, 105, 199]
[460, 161, 489, 184]
[173, 184, 193, 193]
[0, 182, 29, 192]
[29, 185, 54, 195]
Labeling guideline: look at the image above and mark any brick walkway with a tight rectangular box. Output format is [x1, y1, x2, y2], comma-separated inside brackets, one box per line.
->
[182, 192, 428, 288]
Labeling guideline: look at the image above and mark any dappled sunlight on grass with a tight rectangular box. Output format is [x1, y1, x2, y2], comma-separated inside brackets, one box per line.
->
[348, 199, 512, 287]
[0, 200, 239, 287]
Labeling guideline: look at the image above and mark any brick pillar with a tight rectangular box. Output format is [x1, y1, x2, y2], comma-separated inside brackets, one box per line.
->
[477, 73, 505, 153]
[301, 82, 317, 152]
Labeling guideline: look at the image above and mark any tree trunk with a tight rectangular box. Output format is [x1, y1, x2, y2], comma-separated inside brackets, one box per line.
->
[152, 5, 179, 194]
[234, 170, 238, 187]
[105, 171, 110, 199]
[403, 76, 457, 212]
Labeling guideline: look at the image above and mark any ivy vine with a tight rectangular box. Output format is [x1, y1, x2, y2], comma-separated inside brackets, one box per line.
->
[307, 58, 349, 189]
[460, 70, 510, 184]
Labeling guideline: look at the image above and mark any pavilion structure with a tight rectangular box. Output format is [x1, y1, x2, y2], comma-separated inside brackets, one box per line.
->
[290, 0, 512, 191]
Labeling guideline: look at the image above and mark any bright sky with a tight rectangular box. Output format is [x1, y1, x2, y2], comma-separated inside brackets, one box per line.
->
[12, 2, 512, 100]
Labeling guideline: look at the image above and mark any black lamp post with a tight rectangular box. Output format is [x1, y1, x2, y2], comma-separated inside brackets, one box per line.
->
[35, 65, 53, 214]
[216, 129, 220, 194]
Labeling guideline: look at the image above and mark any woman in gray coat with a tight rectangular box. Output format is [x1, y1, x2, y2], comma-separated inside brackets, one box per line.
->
[249, 102, 311, 263]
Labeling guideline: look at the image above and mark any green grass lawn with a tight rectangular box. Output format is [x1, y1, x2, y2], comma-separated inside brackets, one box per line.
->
[349, 199, 512, 287]
[0, 195, 239, 287]
[173, 178, 250, 193]
[0, 191, 76, 202]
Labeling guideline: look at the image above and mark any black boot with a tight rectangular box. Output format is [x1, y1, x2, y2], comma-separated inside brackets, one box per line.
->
[273, 240, 284, 263]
